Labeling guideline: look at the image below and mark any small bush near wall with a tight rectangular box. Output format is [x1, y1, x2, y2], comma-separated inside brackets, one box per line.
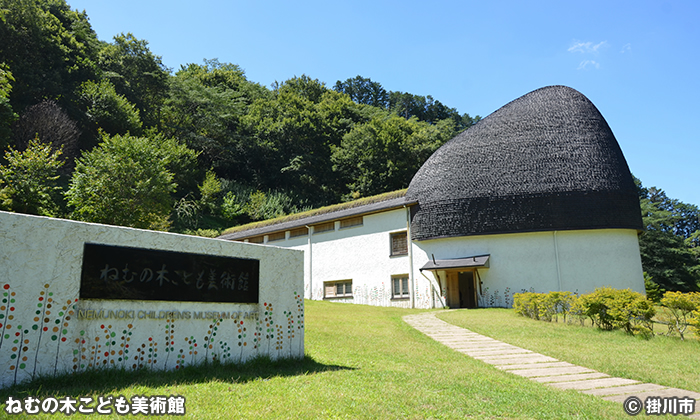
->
[579, 288, 655, 335]
[513, 291, 576, 323]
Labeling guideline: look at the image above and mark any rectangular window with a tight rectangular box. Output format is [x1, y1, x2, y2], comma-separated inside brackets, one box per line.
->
[313, 221, 335, 234]
[248, 236, 264, 244]
[324, 280, 353, 298]
[289, 227, 309, 238]
[392, 275, 410, 299]
[390, 231, 408, 256]
[267, 231, 285, 242]
[339, 216, 363, 229]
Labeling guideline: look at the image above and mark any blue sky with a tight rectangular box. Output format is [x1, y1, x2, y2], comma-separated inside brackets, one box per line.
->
[68, 0, 699, 206]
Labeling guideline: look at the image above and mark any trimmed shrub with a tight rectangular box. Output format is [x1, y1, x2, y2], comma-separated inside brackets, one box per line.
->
[539, 291, 576, 323]
[659, 292, 700, 339]
[578, 287, 655, 335]
[514, 288, 655, 337]
[513, 292, 542, 320]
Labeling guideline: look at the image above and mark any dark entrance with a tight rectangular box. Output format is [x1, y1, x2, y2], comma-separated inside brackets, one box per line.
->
[458, 271, 477, 309]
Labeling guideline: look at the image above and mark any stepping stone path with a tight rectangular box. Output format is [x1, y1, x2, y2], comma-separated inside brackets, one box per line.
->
[404, 312, 700, 418]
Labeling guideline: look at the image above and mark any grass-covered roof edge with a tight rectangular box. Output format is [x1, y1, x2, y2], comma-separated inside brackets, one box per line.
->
[219, 189, 412, 240]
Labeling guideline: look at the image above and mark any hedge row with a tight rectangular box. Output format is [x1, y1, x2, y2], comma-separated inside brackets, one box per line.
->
[513, 288, 655, 337]
[513, 288, 700, 339]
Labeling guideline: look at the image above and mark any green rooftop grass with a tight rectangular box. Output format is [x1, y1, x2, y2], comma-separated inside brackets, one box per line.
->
[221, 189, 408, 236]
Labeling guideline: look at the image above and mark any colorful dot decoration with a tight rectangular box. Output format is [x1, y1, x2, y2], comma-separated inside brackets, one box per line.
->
[0, 284, 304, 384]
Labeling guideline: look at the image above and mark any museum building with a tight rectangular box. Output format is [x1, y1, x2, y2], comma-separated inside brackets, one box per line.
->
[219, 85, 646, 309]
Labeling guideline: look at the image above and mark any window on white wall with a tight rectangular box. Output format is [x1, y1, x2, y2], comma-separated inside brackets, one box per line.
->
[339, 216, 363, 229]
[289, 227, 308, 238]
[268, 231, 285, 242]
[324, 280, 353, 298]
[313, 221, 335, 234]
[390, 231, 408, 256]
[392, 275, 410, 299]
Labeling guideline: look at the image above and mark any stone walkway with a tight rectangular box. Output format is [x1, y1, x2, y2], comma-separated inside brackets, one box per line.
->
[403, 312, 700, 418]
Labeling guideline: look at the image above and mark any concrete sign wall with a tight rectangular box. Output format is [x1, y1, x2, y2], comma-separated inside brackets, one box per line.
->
[0, 211, 304, 388]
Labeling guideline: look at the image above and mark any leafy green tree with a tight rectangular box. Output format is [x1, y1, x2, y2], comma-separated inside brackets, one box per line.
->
[0, 64, 17, 150]
[639, 229, 699, 293]
[161, 60, 268, 177]
[333, 75, 389, 108]
[79, 79, 142, 137]
[0, 0, 100, 117]
[636, 177, 700, 293]
[198, 170, 223, 214]
[388, 91, 480, 131]
[0, 137, 64, 216]
[66, 133, 198, 230]
[242, 76, 370, 205]
[98, 33, 169, 128]
[332, 113, 455, 198]
[335, 76, 480, 132]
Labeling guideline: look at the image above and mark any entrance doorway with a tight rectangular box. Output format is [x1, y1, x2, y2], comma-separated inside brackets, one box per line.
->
[446, 270, 478, 309]
[458, 271, 476, 309]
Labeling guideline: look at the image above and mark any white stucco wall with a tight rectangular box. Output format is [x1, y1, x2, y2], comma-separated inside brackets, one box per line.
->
[256, 208, 442, 309]
[413, 228, 645, 308]
[233, 207, 645, 311]
[258, 208, 424, 307]
[0, 211, 304, 388]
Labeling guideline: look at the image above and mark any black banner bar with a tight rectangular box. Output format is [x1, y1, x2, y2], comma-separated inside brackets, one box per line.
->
[80, 243, 259, 303]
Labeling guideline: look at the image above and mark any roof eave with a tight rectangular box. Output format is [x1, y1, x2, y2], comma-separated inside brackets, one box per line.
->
[219, 197, 418, 241]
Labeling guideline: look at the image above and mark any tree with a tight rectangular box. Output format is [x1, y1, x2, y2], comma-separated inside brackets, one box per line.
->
[331, 113, 455, 198]
[98, 33, 170, 128]
[160, 60, 267, 178]
[333, 75, 389, 108]
[11, 100, 80, 168]
[0, 64, 17, 150]
[639, 228, 699, 293]
[335, 76, 481, 132]
[0, 137, 64, 216]
[636, 177, 700, 293]
[65, 133, 198, 230]
[388, 91, 480, 131]
[0, 0, 100, 118]
[242, 76, 370, 205]
[79, 79, 142, 137]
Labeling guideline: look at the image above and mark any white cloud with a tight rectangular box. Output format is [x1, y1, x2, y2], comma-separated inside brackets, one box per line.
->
[577, 60, 600, 70]
[568, 40, 608, 54]
[621, 43, 631, 53]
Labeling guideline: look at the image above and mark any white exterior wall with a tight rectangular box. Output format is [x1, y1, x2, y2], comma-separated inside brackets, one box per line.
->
[0, 211, 304, 388]
[258, 208, 440, 308]
[412, 228, 645, 308]
[250, 206, 645, 310]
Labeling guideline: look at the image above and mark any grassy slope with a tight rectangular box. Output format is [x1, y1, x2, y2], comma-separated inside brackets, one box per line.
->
[439, 308, 700, 395]
[0, 302, 639, 419]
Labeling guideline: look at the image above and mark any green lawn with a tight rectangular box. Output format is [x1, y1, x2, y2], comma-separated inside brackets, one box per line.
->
[439, 308, 700, 394]
[0, 301, 662, 419]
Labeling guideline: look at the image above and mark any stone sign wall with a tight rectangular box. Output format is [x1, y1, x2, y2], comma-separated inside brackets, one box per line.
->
[0, 211, 304, 388]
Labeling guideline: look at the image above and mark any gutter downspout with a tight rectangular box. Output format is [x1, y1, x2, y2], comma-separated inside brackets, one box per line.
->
[553, 231, 562, 291]
[306, 225, 313, 300]
[405, 205, 415, 309]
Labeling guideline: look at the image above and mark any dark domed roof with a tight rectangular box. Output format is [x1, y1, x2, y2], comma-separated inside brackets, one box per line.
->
[406, 85, 642, 241]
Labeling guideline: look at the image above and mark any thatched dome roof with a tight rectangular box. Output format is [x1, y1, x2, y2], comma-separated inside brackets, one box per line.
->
[406, 85, 642, 241]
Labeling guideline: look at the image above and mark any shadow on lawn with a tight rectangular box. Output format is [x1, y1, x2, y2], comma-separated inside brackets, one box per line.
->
[0, 355, 354, 399]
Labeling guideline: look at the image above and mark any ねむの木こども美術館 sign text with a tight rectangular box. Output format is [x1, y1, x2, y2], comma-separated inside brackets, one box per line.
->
[80, 243, 259, 303]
